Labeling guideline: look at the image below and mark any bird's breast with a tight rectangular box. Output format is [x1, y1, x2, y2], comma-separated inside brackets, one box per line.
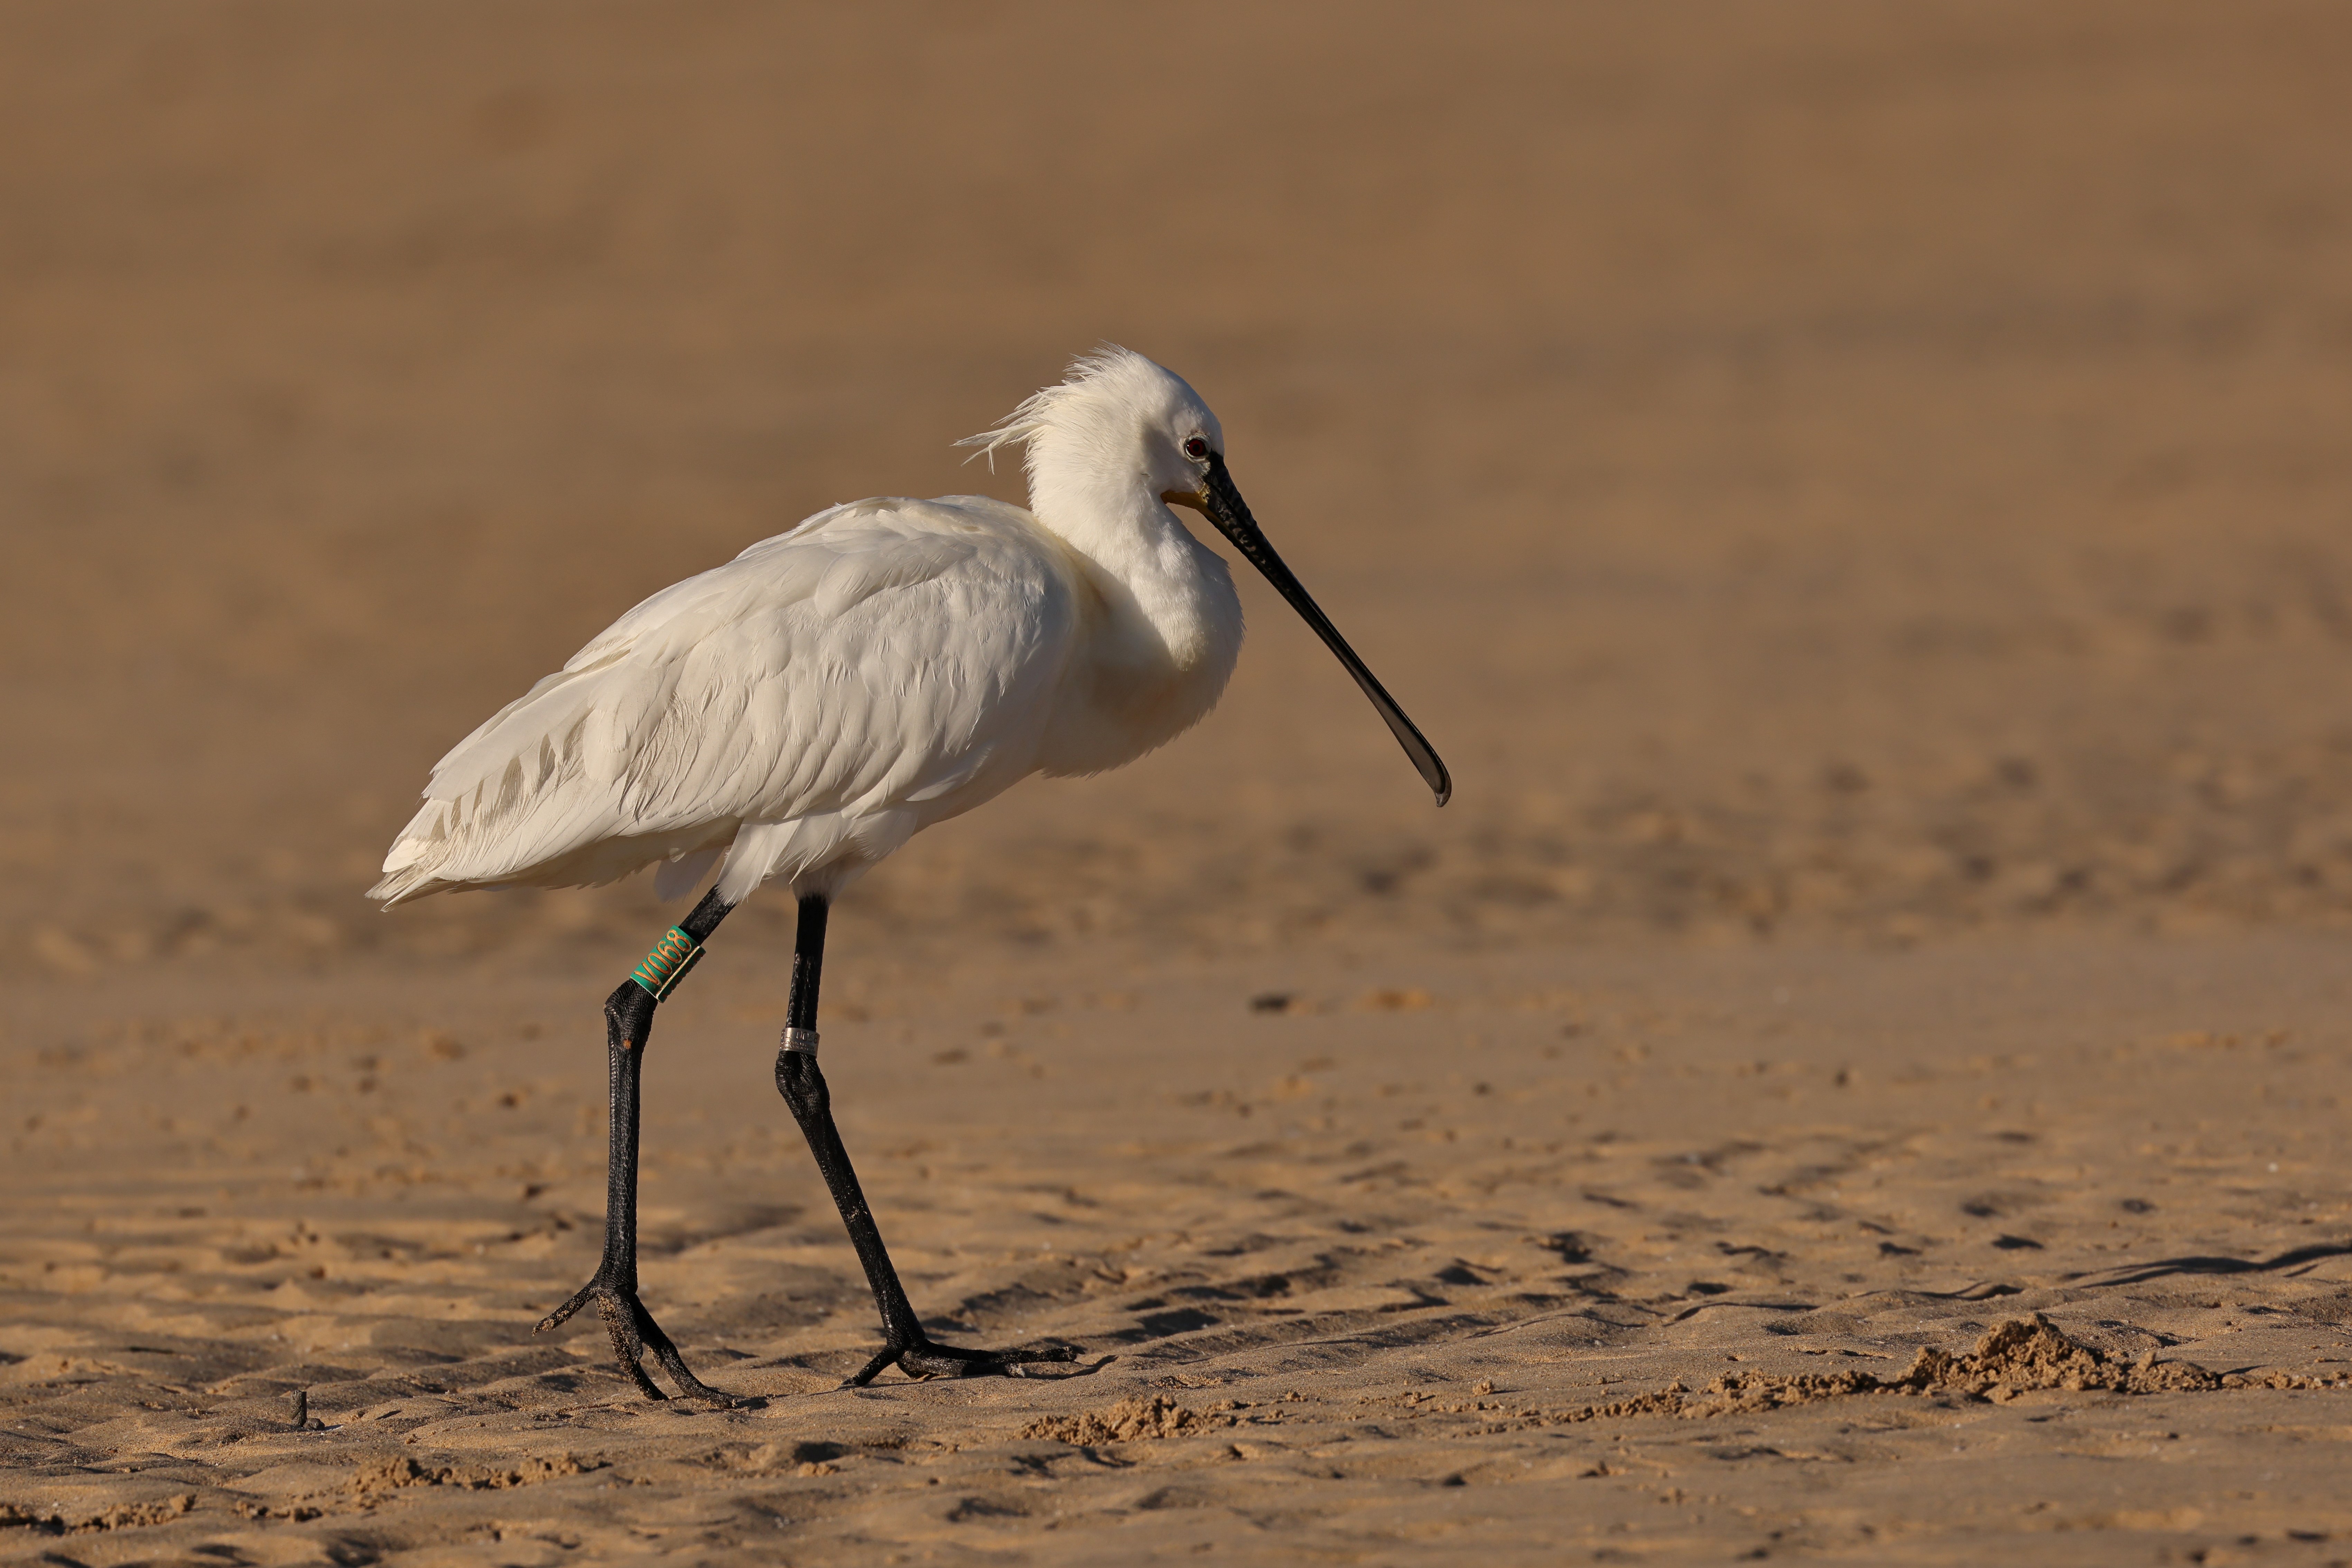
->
[1033, 540, 1243, 778]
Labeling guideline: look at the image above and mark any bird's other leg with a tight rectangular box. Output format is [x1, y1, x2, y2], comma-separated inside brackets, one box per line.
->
[536, 887, 735, 1407]
[773, 894, 1079, 1386]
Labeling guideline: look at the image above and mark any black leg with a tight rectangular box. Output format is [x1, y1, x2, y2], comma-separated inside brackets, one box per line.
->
[536, 888, 735, 1406]
[773, 894, 1079, 1386]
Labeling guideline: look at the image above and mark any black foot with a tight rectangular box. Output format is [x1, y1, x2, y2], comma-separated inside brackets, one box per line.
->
[537, 1272, 734, 1407]
[847, 1336, 1080, 1388]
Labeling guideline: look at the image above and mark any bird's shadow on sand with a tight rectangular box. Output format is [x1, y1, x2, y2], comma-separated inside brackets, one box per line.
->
[2068, 1240, 2352, 1288]
[1015, 1352, 1119, 1382]
[724, 1352, 1120, 1406]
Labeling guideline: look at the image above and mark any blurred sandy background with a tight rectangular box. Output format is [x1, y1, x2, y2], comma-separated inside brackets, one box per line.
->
[6, 2, 2352, 1563]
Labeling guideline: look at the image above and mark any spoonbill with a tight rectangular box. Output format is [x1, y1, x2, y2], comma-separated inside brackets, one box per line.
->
[371, 347, 1450, 1402]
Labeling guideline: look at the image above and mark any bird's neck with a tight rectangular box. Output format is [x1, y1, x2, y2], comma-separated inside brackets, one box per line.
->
[1025, 438, 1243, 772]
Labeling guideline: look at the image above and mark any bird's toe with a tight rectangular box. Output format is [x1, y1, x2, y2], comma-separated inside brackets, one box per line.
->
[864, 1337, 1082, 1384]
[537, 1273, 729, 1405]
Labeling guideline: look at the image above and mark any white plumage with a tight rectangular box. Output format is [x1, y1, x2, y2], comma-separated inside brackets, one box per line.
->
[373, 348, 1263, 913]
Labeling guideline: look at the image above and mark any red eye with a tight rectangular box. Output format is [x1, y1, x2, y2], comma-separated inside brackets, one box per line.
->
[1182, 436, 1210, 460]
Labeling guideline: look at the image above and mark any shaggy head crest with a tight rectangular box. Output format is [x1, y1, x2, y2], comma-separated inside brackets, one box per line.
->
[956, 346, 1214, 478]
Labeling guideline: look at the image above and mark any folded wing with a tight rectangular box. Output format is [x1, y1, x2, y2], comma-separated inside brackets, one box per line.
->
[370, 498, 1070, 904]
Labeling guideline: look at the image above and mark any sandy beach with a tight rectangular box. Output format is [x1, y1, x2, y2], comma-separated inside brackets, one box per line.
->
[6, 2, 2352, 1561]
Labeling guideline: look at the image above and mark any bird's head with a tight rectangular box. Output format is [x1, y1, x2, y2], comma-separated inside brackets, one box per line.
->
[959, 347, 1450, 808]
[957, 345, 1224, 503]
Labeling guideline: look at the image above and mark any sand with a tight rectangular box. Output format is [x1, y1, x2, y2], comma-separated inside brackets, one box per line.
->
[6, 2, 2352, 1562]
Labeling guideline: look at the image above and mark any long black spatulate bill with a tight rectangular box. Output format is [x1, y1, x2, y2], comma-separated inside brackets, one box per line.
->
[1198, 453, 1451, 805]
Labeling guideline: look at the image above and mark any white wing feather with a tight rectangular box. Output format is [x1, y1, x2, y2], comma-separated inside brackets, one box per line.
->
[371, 497, 1073, 905]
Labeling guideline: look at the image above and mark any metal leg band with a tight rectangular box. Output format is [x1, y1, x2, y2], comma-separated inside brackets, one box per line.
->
[629, 926, 706, 1003]
[780, 1028, 820, 1057]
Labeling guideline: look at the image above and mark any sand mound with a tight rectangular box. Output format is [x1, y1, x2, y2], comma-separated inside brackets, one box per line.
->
[346, 1454, 604, 1503]
[218, 1453, 610, 1527]
[1020, 1394, 1217, 1445]
[1898, 1315, 2222, 1401]
[0, 1496, 195, 1536]
[1545, 1317, 2220, 1426]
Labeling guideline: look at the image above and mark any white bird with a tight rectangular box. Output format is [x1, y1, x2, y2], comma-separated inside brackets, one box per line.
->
[372, 347, 1448, 1402]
